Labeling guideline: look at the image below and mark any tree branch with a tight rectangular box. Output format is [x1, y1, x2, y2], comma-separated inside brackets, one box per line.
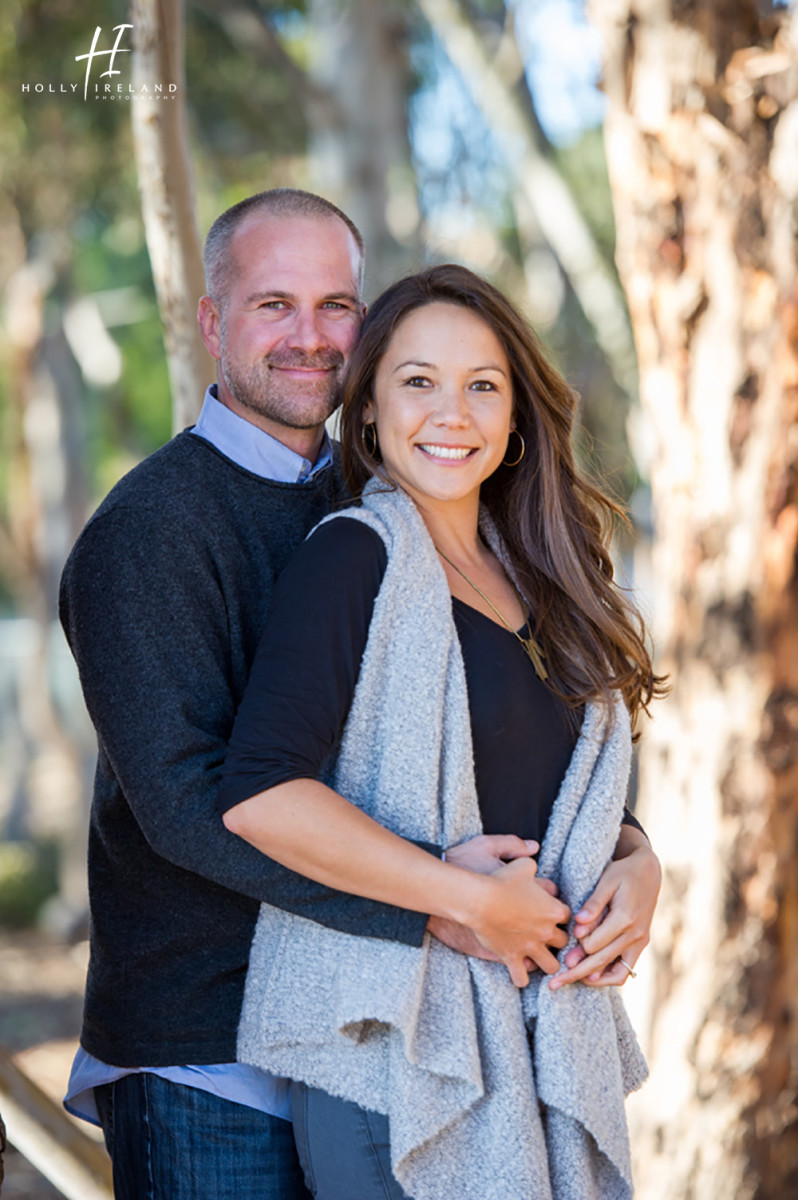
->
[417, 0, 638, 398]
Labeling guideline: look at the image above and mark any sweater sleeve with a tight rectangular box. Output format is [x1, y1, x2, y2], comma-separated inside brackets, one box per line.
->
[60, 503, 433, 947]
[621, 807, 646, 835]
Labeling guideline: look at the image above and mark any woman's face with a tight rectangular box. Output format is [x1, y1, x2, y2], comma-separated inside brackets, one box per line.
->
[364, 302, 514, 513]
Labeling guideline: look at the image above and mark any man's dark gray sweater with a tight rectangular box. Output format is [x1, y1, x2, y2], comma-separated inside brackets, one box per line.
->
[59, 432, 430, 1068]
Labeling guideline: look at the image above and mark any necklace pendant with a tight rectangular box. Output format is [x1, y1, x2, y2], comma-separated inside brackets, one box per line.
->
[521, 633, 548, 682]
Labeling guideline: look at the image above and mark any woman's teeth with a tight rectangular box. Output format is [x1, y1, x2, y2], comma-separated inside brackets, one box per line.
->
[418, 445, 473, 460]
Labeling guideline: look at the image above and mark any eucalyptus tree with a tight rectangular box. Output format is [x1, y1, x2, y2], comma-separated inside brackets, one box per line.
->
[591, 3, 798, 1196]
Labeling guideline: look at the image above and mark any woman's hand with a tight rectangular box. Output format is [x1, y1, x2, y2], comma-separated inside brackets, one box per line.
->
[548, 830, 661, 991]
[471, 856, 571, 987]
[227, 784, 569, 989]
[428, 835, 560, 968]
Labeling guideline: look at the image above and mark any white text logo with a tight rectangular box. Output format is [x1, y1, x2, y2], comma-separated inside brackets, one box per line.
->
[75, 25, 133, 102]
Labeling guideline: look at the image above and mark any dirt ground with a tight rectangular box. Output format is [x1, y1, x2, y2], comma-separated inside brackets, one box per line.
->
[0, 929, 106, 1199]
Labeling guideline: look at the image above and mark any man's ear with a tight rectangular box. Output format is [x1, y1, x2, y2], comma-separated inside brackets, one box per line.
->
[198, 296, 222, 360]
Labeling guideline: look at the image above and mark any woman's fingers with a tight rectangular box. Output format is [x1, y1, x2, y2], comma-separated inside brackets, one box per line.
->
[527, 945, 564, 976]
[506, 955, 530, 988]
[548, 925, 569, 951]
[474, 859, 571, 983]
[586, 956, 639, 988]
[549, 936, 644, 990]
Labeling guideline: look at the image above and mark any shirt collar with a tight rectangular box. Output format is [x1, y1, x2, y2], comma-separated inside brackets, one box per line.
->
[191, 386, 333, 484]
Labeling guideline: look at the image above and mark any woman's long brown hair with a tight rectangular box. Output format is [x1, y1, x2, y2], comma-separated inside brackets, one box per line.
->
[340, 264, 667, 735]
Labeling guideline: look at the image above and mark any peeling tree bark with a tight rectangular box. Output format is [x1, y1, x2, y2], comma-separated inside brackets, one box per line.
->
[130, 0, 212, 433]
[589, 3, 798, 1197]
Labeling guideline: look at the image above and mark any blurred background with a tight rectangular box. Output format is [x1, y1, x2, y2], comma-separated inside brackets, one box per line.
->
[0, 1, 796, 1197]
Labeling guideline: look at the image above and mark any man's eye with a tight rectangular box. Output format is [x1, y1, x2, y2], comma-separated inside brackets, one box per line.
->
[260, 301, 287, 310]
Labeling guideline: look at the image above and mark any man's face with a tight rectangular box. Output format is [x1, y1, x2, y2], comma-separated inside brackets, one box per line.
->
[199, 213, 364, 437]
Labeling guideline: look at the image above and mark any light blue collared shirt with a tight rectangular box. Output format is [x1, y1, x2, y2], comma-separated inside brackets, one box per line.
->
[65, 386, 333, 1127]
[192, 385, 333, 482]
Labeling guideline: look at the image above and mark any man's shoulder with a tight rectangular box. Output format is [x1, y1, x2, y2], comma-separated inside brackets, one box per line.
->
[63, 435, 228, 574]
[65, 431, 345, 576]
[93, 432, 219, 512]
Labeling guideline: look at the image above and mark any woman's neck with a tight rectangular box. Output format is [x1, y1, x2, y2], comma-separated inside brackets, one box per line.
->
[411, 493, 487, 568]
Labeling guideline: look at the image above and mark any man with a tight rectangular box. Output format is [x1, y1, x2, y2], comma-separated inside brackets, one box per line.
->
[60, 190, 376, 1198]
[61, 188, 658, 1198]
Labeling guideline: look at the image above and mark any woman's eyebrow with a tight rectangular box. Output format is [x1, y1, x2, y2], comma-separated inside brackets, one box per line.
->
[393, 360, 436, 372]
[392, 360, 508, 377]
[470, 364, 508, 377]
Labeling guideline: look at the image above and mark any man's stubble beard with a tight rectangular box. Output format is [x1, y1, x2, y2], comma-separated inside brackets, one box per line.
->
[219, 342, 345, 432]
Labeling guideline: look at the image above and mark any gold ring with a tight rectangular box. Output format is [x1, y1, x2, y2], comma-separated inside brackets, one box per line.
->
[619, 958, 637, 979]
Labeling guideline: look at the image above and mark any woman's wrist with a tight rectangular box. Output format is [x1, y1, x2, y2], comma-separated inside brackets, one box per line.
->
[434, 861, 495, 928]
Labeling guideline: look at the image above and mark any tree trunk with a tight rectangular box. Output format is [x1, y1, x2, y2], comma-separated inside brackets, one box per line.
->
[3, 245, 93, 931]
[589, 3, 798, 1197]
[307, 0, 421, 295]
[130, 0, 212, 433]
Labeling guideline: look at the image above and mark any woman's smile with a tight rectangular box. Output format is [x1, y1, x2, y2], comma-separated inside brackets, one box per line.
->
[416, 442, 478, 462]
[364, 302, 515, 511]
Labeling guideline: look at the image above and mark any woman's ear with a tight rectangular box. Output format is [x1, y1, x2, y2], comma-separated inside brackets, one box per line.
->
[362, 400, 376, 424]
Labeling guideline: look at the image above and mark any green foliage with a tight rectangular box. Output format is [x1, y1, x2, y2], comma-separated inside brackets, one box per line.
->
[186, 6, 307, 172]
[0, 838, 59, 929]
[0, 0, 636, 550]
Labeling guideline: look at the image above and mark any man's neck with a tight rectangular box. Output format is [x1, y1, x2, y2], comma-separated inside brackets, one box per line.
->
[216, 388, 325, 464]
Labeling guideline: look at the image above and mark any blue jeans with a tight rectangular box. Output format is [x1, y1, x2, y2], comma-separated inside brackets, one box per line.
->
[94, 1074, 311, 1200]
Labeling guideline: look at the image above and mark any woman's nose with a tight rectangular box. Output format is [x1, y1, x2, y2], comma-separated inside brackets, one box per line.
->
[433, 384, 470, 425]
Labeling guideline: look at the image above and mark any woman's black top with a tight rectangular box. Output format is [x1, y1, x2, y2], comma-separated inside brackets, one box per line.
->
[220, 518, 641, 844]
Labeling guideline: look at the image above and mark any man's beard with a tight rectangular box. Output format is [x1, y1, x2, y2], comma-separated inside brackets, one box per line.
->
[220, 346, 345, 430]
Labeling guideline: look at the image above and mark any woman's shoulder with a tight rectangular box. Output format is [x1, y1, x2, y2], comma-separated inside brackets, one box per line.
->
[276, 510, 388, 600]
[309, 510, 388, 567]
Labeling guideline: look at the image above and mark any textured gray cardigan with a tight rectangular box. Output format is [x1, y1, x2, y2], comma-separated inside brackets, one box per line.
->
[238, 482, 648, 1200]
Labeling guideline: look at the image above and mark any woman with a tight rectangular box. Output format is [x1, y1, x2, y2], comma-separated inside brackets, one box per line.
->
[220, 265, 664, 1200]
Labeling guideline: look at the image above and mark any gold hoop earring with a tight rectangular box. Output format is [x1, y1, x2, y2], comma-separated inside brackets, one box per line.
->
[361, 422, 379, 458]
[503, 429, 525, 467]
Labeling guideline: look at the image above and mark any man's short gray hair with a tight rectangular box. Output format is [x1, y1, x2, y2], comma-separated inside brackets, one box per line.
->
[203, 188, 365, 307]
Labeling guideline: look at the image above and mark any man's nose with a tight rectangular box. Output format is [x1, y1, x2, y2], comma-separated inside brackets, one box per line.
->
[285, 308, 328, 353]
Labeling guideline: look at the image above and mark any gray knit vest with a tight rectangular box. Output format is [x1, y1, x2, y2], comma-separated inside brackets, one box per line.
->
[238, 482, 648, 1200]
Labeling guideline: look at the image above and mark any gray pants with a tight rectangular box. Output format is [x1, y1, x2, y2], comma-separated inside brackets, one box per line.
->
[290, 1081, 410, 1200]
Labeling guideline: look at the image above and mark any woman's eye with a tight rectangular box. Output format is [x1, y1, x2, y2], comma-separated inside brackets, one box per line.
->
[404, 376, 430, 388]
[471, 379, 497, 392]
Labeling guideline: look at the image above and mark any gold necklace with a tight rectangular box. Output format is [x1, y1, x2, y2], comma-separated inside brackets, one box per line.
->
[435, 546, 548, 682]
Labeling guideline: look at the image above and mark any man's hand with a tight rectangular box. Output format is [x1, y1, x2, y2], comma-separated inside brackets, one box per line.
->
[427, 914, 501, 959]
[549, 829, 661, 991]
[445, 833, 539, 875]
